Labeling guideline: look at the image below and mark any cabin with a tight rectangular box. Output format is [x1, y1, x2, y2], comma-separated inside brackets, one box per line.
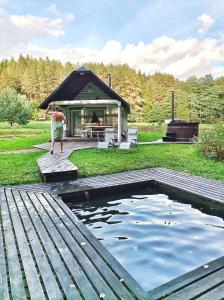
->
[39, 67, 130, 140]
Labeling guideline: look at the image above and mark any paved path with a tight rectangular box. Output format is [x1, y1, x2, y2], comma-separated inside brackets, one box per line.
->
[139, 139, 194, 145]
[35, 141, 97, 182]
[0, 148, 43, 154]
[34, 139, 196, 183]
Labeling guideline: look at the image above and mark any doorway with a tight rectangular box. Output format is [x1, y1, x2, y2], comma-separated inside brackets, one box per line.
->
[72, 110, 82, 136]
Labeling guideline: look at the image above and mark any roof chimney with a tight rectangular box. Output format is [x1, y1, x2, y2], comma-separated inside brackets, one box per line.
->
[171, 90, 175, 122]
[107, 74, 112, 88]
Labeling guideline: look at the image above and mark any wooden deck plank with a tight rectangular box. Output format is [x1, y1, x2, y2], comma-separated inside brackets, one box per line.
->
[37, 148, 77, 183]
[51, 192, 149, 300]
[152, 173, 224, 202]
[154, 168, 224, 197]
[2, 168, 224, 299]
[0, 189, 10, 300]
[0, 189, 28, 300]
[43, 193, 139, 300]
[157, 168, 224, 190]
[164, 268, 224, 300]
[36, 192, 119, 300]
[154, 168, 224, 195]
[11, 189, 64, 300]
[20, 190, 82, 300]
[197, 283, 224, 300]
[28, 191, 99, 300]
[5, 189, 46, 300]
[148, 255, 224, 299]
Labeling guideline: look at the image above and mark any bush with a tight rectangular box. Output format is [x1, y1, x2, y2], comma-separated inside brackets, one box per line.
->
[199, 122, 224, 160]
[0, 88, 33, 126]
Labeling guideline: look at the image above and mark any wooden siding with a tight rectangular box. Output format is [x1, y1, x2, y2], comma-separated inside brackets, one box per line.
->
[74, 81, 111, 100]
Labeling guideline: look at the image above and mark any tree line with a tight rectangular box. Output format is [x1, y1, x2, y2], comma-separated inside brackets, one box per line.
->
[0, 55, 224, 123]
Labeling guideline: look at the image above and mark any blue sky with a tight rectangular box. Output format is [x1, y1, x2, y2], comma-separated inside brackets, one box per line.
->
[0, 0, 224, 78]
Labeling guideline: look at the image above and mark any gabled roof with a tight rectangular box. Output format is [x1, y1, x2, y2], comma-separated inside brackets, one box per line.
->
[39, 67, 130, 112]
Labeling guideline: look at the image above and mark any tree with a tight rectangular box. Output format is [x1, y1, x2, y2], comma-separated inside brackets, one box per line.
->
[0, 88, 33, 126]
[0, 56, 223, 124]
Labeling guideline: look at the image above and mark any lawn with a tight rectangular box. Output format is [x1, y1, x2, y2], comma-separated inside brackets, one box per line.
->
[70, 144, 224, 182]
[0, 122, 223, 185]
[138, 131, 164, 142]
[0, 152, 46, 185]
[0, 121, 50, 151]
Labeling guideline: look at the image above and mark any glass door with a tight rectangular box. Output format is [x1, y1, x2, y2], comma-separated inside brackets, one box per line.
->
[72, 110, 82, 136]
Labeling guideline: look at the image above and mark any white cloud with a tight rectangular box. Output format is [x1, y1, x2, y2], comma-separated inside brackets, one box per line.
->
[47, 3, 58, 15]
[10, 14, 64, 37]
[47, 3, 75, 22]
[198, 14, 214, 34]
[0, 8, 224, 79]
[8, 36, 223, 79]
[0, 8, 65, 57]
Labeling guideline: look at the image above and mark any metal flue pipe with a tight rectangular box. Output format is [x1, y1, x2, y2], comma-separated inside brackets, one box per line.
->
[107, 74, 112, 88]
[171, 90, 175, 122]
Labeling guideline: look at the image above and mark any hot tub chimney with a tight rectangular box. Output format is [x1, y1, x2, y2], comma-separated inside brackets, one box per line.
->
[171, 90, 175, 122]
[107, 74, 112, 88]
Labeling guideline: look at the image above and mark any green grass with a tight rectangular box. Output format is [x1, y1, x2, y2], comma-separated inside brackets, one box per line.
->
[138, 131, 164, 142]
[21, 121, 51, 130]
[1, 144, 223, 186]
[0, 121, 50, 151]
[0, 152, 46, 185]
[0, 121, 50, 130]
[1, 122, 223, 185]
[0, 133, 50, 151]
[70, 144, 224, 182]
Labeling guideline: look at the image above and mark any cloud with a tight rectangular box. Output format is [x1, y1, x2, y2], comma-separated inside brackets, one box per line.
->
[10, 14, 64, 37]
[0, 7, 223, 79]
[198, 13, 214, 34]
[0, 8, 65, 57]
[47, 3, 75, 22]
[7, 36, 223, 79]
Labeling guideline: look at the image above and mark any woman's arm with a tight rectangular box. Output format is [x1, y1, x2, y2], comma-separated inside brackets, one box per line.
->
[46, 103, 53, 115]
[62, 114, 67, 123]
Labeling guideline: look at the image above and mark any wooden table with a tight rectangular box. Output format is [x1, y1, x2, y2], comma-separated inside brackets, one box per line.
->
[83, 125, 112, 139]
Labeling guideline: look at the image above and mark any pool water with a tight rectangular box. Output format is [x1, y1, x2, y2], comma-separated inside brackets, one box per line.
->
[68, 190, 224, 291]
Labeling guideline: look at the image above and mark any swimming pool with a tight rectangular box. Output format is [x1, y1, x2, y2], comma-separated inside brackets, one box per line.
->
[67, 187, 224, 291]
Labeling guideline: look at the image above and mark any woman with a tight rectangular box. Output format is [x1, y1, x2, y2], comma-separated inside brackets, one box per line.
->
[46, 102, 67, 154]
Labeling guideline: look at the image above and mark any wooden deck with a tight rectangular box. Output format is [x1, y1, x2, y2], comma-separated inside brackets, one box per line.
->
[0, 187, 148, 300]
[1, 168, 224, 299]
[148, 255, 224, 299]
[35, 141, 96, 182]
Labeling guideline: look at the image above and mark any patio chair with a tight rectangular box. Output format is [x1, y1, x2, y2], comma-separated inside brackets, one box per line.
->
[118, 128, 138, 150]
[97, 128, 117, 150]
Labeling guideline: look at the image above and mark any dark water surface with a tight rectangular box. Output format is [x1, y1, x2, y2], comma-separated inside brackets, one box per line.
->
[68, 190, 224, 291]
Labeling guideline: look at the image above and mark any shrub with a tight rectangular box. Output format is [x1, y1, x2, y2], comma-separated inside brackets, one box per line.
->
[199, 122, 224, 160]
[0, 88, 33, 126]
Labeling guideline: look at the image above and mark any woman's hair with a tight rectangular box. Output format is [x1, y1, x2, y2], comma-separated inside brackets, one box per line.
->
[55, 106, 60, 112]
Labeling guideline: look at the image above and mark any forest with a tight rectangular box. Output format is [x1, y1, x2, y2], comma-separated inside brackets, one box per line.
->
[0, 55, 224, 123]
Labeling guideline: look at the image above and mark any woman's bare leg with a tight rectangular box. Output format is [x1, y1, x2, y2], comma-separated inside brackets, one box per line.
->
[60, 141, 63, 153]
[51, 140, 55, 154]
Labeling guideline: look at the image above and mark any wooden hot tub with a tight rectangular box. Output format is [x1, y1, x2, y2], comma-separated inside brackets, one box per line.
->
[163, 121, 199, 142]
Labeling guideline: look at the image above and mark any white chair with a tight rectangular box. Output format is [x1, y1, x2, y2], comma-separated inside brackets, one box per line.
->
[105, 128, 117, 142]
[97, 128, 117, 149]
[118, 128, 138, 150]
[127, 128, 138, 143]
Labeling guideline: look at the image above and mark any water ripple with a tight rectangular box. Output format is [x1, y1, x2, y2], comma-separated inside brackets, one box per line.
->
[71, 192, 224, 291]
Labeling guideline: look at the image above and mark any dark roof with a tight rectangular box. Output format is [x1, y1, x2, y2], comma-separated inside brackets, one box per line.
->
[39, 67, 130, 112]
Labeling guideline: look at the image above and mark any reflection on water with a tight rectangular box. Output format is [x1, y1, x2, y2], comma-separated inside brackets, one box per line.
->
[68, 190, 224, 291]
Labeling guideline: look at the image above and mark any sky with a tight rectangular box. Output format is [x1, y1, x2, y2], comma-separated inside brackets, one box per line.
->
[0, 0, 224, 79]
